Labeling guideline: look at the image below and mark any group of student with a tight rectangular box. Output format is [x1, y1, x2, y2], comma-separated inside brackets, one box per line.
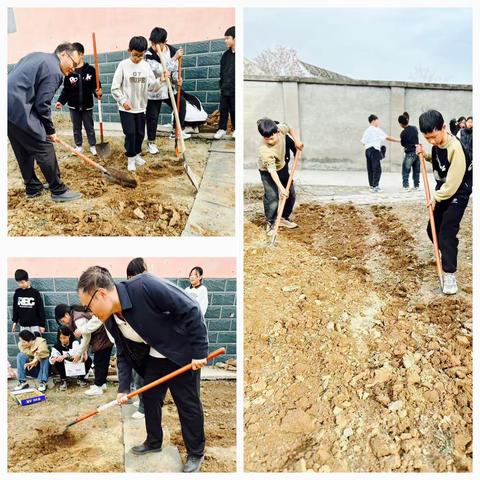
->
[11, 262, 209, 403]
[7, 25, 235, 201]
[255, 108, 472, 297]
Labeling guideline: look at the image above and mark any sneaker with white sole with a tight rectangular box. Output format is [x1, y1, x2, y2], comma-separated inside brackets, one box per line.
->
[13, 381, 30, 391]
[373, 186, 382, 193]
[402, 187, 410, 192]
[279, 218, 298, 229]
[38, 382, 47, 392]
[169, 130, 191, 140]
[266, 224, 274, 236]
[132, 411, 145, 420]
[90, 145, 97, 156]
[101, 383, 107, 391]
[73, 146, 84, 155]
[127, 157, 136, 172]
[214, 129, 226, 140]
[135, 154, 146, 166]
[85, 385, 104, 396]
[147, 143, 159, 155]
[443, 273, 458, 295]
[59, 380, 68, 391]
[184, 126, 199, 134]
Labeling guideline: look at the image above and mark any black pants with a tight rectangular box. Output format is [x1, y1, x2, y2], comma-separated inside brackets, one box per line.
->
[218, 94, 235, 131]
[8, 121, 68, 196]
[365, 147, 382, 188]
[146, 97, 186, 141]
[69, 109, 96, 147]
[427, 193, 470, 273]
[53, 356, 93, 380]
[142, 357, 204, 456]
[93, 347, 112, 387]
[119, 111, 145, 157]
[259, 162, 296, 226]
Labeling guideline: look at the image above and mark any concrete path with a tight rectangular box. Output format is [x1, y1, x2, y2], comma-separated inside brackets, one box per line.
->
[183, 138, 236, 236]
[122, 403, 183, 473]
[245, 169, 437, 205]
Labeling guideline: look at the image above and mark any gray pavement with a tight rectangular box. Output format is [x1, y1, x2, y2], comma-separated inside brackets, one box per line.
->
[183, 139, 236, 236]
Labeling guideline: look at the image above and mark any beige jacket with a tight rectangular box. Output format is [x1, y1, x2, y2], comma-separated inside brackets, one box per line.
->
[18, 337, 50, 362]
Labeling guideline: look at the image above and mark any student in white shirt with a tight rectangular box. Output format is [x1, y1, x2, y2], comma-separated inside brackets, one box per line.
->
[361, 114, 400, 192]
[184, 267, 208, 317]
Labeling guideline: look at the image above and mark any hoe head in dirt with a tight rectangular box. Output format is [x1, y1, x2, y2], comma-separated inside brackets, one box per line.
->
[55, 137, 137, 188]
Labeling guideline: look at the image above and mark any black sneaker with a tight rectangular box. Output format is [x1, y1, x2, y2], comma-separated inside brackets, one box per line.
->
[26, 190, 43, 199]
[59, 381, 67, 391]
[130, 443, 162, 455]
[13, 381, 30, 391]
[183, 454, 204, 473]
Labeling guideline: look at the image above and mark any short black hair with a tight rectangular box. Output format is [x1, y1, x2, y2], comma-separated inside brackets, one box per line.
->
[14, 269, 29, 282]
[78, 266, 115, 295]
[457, 116, 466, 123]
[54, 42, 75, 55]
[224, 26, 235, 38]
[149, 27, 168, 44]
[402, 111, 410, 121]
[257, 118, 278, 137]
[19, 330, 36, 342]
[368, 114, 378, 124]
[466, 116, 473, 122]
[419, 110, 444, 134]
[55, 303, 71, 321]
[129, 36, 148, 52]
[127, 258, 147, 278]
[189, 266, 204, 277]
[72, 42, 84, 54]
[398, 115, 409, 126]
[58, 325, 74, 340]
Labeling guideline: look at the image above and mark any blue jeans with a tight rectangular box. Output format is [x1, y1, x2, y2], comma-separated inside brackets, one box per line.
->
[402, 152, 420, 188]
[17, 352, 49, 383]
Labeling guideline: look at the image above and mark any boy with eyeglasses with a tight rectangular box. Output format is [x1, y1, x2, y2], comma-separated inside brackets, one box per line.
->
[111, 36, 166, 171]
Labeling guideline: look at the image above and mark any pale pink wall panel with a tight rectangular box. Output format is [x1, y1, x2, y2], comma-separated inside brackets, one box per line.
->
[8, 8, 235, 63]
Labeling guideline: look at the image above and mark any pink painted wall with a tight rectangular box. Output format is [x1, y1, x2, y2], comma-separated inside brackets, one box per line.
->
[8, 258, 236, 278]
[8, 8, 235, 63]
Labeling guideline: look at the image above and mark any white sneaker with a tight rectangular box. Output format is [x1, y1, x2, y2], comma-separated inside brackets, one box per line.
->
[184, 126, 199, 134]
[73, 146, 84, 155]
[85, 385, 104, 396]
[131, 411, 145, 420]
[443, 273, 458, 295]
[266, 224, 274, 236]
[147, 143, 159, 155]
[169, 130, 191, 140]
[13, 381, 30, 391]
[101, 383, 107, 391]
[279, 218, 298, 229]
[90, 145, 97, 155]
[232, 130, 236, 139]
[135, 154, 146, 166]
[127, 157, 136, 172]
[38, 382, 47, 392]
[402, 187, 410, 192]
[214, 129, 226, 140]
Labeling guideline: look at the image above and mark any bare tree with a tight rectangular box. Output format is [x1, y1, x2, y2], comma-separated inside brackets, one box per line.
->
[409, 65, 454, 84]
[253, 46, 313, 77]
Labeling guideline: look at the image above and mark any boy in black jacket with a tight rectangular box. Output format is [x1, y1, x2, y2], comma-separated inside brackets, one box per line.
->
[398, 113, 420, 191]
[12, 269, 46, 335]
[56, 42, 102, 155]
[214, 26, 235, 140]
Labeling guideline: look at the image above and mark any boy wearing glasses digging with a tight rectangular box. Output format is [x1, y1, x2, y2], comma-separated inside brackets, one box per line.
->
[111, 36, 166, 172]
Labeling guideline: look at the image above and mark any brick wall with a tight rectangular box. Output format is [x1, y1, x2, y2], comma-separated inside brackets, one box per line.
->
[7, 276, 236, 368]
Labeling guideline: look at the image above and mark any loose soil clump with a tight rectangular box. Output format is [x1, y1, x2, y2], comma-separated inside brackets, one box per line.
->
[8, 132, 209, 236]
[244, 201, 472, 472]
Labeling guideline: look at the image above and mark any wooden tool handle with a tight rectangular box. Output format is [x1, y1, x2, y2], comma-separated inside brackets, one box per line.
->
[92, 32, 104, 142]
[418, 151, 443, 287]
[55, 137, 107, 174]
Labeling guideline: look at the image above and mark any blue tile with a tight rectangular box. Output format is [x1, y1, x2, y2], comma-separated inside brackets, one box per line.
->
[208, 66, 221, 79]
[208, 319, 231, 331]
[31, 278, 55, 291]
[186, 41, 210, 55]
[221, 306, 236, 318]
[43, 293, 69, 307]
[204, 306, 221, 319]
[182, 56, 197, 68]
[218, 332, 236, 343]
[54, 278, 78, 292]
[210, 39, 226, 53]
[197, 52, 223, 67]
[8, 278, 17, 292]
[204, 279, 227, 292]
[211, 293, 236, 306]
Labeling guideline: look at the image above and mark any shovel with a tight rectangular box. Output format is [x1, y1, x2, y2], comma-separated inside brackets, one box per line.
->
[175, 56, 183, 156]
[92, 32, 111, 159]
[66, 347, 225, 429]
[418, 151, 443, 289]
[158, 47, 200, 192]
[270, 149, 302, 246]
[55, 137, 137, 188]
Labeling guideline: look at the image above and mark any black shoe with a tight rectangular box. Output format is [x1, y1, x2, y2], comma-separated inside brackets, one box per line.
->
[26, 190, 43, 199]
[130, 443, 162, 455]
[183, 454, 204, 473]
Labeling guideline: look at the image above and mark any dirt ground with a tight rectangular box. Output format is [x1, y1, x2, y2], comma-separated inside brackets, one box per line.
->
[244, 197, 472, 472]
[8, 118, 209, 236]
[8, 380, 236, 472]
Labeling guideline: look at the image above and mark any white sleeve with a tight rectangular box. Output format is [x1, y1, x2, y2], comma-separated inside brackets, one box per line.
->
[198, 286, 209, 317]
[111, 63, 127, 106]
[49, 346, 62, 364]
[147, 66, 162, 93]
[378, 128, 388, 141]
[77, 316, 104, 335]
